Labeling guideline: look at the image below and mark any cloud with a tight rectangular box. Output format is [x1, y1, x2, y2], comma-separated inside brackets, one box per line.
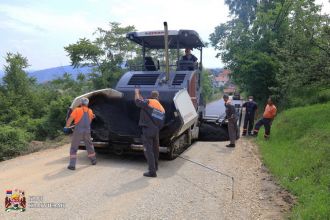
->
[315, 0, 330, 14]
[0, 15, 47, 34]
[0, 0, 230, 69]
[110, 0, 229, 35]
[108, 0, 229, 67]
[0, 3, 98, 36]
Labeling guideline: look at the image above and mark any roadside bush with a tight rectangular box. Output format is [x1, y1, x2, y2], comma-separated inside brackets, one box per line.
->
[0, 126, 31, 160]
[285, 87, 330, 108]
[316, 89, 330, 104]
[39, 95, 73, 139]
[7, 116, 42, 139]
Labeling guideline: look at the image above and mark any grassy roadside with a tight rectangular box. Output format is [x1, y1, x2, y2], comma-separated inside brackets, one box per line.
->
[257, 102, 330, 219]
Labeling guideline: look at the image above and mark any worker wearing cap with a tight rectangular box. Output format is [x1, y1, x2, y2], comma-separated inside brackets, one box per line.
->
[135, 89, 165, 177]
[252, 97, 277, 139]
[181, 48, 198, 62]
[65, 97, 96, 170]
[242, 96, 258, 136]
[223, 94, 237, 147]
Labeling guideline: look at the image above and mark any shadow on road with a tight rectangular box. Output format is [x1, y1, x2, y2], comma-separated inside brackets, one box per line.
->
[43, 149, 187, 182]
[44, 165, 90, 180]
[103, 176, 149, 198]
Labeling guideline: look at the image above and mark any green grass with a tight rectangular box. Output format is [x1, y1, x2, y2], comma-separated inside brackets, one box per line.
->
[257, 102, 330, 220]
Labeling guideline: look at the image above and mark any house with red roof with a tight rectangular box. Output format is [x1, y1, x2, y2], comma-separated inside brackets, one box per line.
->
[214, 69, 231, 87]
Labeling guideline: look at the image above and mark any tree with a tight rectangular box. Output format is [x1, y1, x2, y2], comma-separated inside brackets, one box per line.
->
[0, 53, 39, 121]
[210, 0, 330, 107]
[224, 0, 258, 28]
[2, 52, 31, 95]
[201, 69, 214, 103]
[65, 22, 137, 89]
[273, 1, 330, 106]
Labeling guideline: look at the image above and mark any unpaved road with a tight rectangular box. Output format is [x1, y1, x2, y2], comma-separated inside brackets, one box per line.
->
[0, 136, 292, 220]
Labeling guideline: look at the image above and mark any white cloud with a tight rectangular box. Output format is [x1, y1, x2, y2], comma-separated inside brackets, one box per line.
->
[315, 0, 330, 14]
[0, 3, 98, 36]
[1, 0, 329, 70]
[0, 0, 229, 69]
[108, 0, 229, 67]
[110, 0, 229, 34]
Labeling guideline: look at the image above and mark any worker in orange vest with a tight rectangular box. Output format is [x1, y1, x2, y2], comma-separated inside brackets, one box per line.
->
[65, 97, 96, 170]
[252, 97, 277, 139]
[135, 88, 165, 177]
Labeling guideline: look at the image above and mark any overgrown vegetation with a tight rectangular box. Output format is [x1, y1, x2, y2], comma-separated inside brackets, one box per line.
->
[210, 0, 330, 107]
[0, 53, 93, 160]
[257, 102, 330, 219]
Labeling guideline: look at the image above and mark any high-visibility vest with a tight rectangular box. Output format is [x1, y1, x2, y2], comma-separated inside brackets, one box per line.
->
[147, 99, 165, 113]
[70, 106, 94, 124]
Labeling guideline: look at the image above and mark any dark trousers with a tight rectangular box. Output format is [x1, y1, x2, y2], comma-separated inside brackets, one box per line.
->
[141, 133, 159, 174]
[253, 118, 272, 137]
[228, 119, 237, 145]
[243, 114, 255, 135]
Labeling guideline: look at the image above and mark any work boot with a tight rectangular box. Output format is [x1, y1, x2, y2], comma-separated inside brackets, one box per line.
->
[67, 165, 75, 170]
[143, 172, 157, 178]
[226, 144, 235, 148]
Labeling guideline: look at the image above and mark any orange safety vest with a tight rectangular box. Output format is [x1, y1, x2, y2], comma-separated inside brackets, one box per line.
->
[70, 106, 94, 124]
[148, 99, 165, 113]
[263, 104, 277, 119]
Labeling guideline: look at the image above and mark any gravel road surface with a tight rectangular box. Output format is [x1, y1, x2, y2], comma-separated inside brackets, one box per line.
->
[0, 138, 292, 220]
[0, 101, 292, 220]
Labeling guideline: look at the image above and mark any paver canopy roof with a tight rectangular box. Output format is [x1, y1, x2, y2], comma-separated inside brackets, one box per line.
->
[126, 30, 205, 49]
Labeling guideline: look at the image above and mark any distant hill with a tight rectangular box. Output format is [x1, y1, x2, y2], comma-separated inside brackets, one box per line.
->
[29, 65, 94, 83]
[1, 65, 223, 83]
[0, 65, 93, 83]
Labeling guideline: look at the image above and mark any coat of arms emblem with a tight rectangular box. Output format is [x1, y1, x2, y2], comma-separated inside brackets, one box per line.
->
[5, 189, 26, 212]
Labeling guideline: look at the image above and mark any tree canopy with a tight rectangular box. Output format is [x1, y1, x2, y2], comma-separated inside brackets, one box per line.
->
[210, 0, 330, 107]
[64, 22, 137, 89]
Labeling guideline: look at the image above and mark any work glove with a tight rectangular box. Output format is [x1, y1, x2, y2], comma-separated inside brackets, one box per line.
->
[63, 127, 72, 135]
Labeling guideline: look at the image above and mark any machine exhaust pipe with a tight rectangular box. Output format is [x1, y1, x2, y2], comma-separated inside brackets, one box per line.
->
[163, 21, 170, 82]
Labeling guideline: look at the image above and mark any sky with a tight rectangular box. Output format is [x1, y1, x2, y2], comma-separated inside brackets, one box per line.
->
[0, 0, 329, 71]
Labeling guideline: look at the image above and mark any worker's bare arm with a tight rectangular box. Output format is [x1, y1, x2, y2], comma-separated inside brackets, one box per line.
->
[65, 116, 74, 128]
[135, 88, 143, 100]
